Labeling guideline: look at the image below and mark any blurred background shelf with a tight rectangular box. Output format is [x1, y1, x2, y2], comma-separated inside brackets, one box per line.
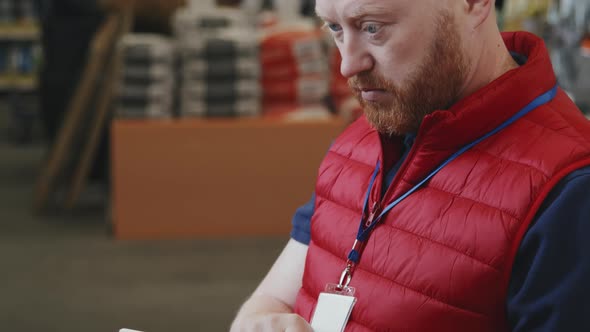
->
[0, 76, 37, 92]
[0, 26, 40, 41]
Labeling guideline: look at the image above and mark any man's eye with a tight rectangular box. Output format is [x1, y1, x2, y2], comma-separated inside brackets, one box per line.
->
[327, 23, 342, 32]
[363, 24, 380, 34]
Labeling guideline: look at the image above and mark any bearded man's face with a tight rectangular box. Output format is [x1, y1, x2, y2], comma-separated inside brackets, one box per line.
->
[316, 0, 470, 135]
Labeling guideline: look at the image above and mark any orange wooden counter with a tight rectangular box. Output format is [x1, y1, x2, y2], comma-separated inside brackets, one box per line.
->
[111, 117, 344, 240]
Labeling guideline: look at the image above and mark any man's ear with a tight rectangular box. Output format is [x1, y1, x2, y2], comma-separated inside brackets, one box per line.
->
[462, 0, 494, 29]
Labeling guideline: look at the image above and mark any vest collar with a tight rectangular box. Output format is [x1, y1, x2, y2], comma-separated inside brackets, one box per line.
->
[387, 31, 557, 197]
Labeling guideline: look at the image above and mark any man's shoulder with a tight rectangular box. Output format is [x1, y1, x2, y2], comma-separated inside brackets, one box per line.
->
[547, 166, 590, 195]
[533, 165, 590, 221]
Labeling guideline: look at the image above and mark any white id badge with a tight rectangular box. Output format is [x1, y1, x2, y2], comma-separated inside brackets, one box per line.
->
[310, 284, 357, 332]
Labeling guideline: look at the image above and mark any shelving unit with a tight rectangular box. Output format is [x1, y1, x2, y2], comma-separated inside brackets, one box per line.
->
[0, 22, 41, 143]
[0, 76, 36, 91]
[0, 25, 40, 41]
[0, 24, 40, 93]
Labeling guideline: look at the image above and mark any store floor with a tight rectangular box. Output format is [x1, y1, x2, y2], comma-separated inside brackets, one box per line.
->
[0, 142, 286, 332]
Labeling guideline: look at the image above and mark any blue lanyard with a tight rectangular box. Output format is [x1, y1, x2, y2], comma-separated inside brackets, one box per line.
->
[338, 85, 558, 287]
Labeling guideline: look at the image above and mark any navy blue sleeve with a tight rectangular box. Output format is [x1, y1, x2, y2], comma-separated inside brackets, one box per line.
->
[290, 193, 315, 245]
[507, 167, 590, 331]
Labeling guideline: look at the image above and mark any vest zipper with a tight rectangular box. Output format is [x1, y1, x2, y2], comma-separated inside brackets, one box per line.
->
[364, 201, 381, 228]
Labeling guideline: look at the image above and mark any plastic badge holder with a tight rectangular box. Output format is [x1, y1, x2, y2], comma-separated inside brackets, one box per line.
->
[325, 283, 356, 297]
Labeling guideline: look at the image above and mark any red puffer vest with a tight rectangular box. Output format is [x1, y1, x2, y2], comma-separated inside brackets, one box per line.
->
[293, 32, 590, 331]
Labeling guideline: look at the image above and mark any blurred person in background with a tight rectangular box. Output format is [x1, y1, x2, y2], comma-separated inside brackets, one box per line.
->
[39, 0, 107, 180]
[231, 0, 590, 331]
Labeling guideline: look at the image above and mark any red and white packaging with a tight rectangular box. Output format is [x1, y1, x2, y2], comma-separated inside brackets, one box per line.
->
[262, 76, 329, 104]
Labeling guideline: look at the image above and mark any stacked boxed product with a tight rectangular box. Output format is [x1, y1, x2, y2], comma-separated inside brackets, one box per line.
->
[174, 6, 246, 43]
[260, 24, 330, 116]
[175, 8, 261, 117]
[116, 34, 175, 119]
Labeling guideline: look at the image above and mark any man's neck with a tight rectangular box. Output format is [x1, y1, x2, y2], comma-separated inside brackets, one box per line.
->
[459, 29, 519, 101]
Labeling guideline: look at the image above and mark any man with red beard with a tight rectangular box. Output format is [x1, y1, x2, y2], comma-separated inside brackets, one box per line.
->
[231, 0, 590, 331]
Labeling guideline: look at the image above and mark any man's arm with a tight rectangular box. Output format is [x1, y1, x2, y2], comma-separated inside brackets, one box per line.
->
[507, 168, 590, 331]
[230, 239, 312, 332]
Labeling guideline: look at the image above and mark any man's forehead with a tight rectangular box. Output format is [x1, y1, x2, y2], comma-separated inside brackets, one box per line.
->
[316, 0, 389, 17]
[315, 0, 414, 20]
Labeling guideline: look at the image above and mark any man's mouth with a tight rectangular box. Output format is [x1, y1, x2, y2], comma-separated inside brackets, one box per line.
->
[359, 88, 390, 102]
[355, 85, 385, 92]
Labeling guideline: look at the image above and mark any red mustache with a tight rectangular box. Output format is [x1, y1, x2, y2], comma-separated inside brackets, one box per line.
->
[348, 72, 394, 92]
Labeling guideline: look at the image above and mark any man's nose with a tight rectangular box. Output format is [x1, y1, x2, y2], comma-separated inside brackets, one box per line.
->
[339, 37, 374, 78]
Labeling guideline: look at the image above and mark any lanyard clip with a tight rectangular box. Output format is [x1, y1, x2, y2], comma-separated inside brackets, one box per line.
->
[338, 262, 354, 290]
